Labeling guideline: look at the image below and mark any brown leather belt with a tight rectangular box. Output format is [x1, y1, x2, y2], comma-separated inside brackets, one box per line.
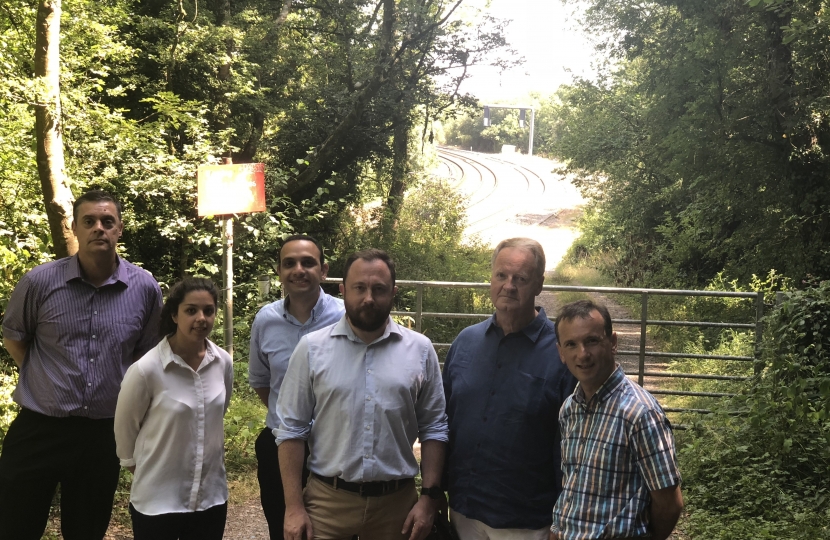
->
[312, 473, 413, 497]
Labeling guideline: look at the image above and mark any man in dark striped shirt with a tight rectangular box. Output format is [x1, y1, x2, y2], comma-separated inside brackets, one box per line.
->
[551, 300, 683, 540]
[0, 190, 163, 540]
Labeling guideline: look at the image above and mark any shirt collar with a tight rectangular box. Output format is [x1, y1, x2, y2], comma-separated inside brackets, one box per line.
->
[64, 253, 128, 287]
[574, 364, 626, 405]
[485, 307, 548, 342]
[282, 287, 328, 323]
[331, 314, 402, 345]
[159, 336, 218, 371]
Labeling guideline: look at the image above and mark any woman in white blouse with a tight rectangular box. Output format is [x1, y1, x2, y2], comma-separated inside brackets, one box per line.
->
[115, 278, 233, 540]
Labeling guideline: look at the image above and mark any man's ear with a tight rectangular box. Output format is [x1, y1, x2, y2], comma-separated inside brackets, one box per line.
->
[533, 275, 545, 296]
[610, 331, 618, 352]
[339, 283, 345, 296]
[321, 262, 329, 279]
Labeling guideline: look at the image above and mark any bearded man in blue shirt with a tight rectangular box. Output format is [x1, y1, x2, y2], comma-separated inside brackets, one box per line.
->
[443, 237, 577, 540]
[276, 248, 448, 540]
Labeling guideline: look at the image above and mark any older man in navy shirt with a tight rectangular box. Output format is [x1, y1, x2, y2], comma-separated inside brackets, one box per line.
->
[443, 237, 577, 540]
[0, 190, 163, 540]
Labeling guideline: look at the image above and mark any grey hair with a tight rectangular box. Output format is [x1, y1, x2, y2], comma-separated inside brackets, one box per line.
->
[491, 237, 546, 280]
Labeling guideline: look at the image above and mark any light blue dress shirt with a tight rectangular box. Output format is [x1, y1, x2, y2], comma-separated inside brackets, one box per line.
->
[248, 289, 344, 429]
[275, 315, 449, 483]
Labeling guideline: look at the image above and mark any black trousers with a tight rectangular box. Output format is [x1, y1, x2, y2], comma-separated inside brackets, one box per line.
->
[255, 427, 310, 539]
[0, 408, 121, 540]
[130, 501, 228, 540]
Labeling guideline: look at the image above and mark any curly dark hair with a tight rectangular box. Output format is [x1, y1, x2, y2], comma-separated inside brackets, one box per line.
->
[160, 278, 218, 338]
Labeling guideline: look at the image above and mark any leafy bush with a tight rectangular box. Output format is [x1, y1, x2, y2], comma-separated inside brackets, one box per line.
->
[680, 280, 830, 539]
[332, 175, 493, 351]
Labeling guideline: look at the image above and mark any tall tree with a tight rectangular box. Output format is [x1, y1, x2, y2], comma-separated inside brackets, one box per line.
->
[34, 0, 76, 258]
[549, 0, 830, 286]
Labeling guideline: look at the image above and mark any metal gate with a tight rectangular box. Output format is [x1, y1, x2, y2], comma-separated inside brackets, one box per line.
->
[325, 278, 764, 422]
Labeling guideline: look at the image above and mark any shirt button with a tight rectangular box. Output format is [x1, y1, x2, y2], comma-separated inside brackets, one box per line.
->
[367, 369, 372, 374]
[365, 454, 370, 458]
[92, 335, 96, 339]
[87, 383, 92, 387]
[366, 396, 371, 401]
[365, 425, 370, 430]
[93, 310, 98, 314]
[90, 359, 95, 363]
[83, 406, 88, 410]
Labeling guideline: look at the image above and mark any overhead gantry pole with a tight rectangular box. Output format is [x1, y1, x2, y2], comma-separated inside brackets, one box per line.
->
[482, 104, 535, 156]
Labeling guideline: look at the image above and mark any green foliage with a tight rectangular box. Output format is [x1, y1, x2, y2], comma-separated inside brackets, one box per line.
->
[224, 361, 264, 476]
[333, 175, 492, 348]
[548, 0, 830, 288]
[679, 279, 830, 539]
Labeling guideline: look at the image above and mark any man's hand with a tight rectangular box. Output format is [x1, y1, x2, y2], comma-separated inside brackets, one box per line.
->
[284, 504, 313, 540]
[402, 495, 437, 540]
[127, 465, 136, 474]
[549, 531, 560, 540]
[3, 338, 28, 370]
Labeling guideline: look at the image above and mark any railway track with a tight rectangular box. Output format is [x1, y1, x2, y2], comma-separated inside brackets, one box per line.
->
[435, 147, 561, 234]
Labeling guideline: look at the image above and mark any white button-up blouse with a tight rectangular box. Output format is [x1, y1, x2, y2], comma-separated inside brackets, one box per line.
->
[114, 336, 233, 515]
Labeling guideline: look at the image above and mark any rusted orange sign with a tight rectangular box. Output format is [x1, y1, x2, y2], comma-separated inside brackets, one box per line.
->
[197, 163, 266, 216]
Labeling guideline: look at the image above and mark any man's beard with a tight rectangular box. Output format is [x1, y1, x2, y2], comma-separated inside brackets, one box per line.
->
[346, 303, 391, 333]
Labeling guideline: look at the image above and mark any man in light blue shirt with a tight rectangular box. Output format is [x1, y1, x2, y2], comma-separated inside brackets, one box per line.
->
[276, 248, 448, 540]
[248, 235, 344, 538]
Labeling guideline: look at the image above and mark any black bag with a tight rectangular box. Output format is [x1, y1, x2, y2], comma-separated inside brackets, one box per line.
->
[426, 511, 459, 540]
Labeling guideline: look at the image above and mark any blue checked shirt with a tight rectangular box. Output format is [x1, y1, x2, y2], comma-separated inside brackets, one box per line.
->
[551, 366, 681, 539]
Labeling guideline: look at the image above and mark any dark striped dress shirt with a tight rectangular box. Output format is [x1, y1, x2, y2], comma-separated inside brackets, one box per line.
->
[552, 366, 681, 539]
[2, 255, 163, 419]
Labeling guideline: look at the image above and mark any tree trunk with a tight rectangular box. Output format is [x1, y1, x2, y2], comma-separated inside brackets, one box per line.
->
[289, 0, 396, 196]
[35, 0, 77, 258]
[382, 117, 410, 233]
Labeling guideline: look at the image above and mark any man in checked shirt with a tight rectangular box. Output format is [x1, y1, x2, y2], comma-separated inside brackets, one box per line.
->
[551, 300, 683, 540]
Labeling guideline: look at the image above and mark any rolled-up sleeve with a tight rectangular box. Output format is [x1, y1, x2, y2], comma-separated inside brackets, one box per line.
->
[416, 344, 449, 443]
[274, 337, 314, 445]
[114, 362, 152, 468]
[247, 314, 271, 389]
[2, 274, 35, 342]
[133, 283, 163, 359]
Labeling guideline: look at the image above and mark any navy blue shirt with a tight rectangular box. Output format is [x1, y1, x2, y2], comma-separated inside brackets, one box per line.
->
[443, 308, 577, 529]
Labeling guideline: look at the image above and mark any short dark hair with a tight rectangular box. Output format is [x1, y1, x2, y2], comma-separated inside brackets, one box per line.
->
[342, 248, 396, 286]
[279, 234, 325, 266]
[555, 299, 613, 343]
[73, 189, 122, 222]
[160, 278, 219, 338]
